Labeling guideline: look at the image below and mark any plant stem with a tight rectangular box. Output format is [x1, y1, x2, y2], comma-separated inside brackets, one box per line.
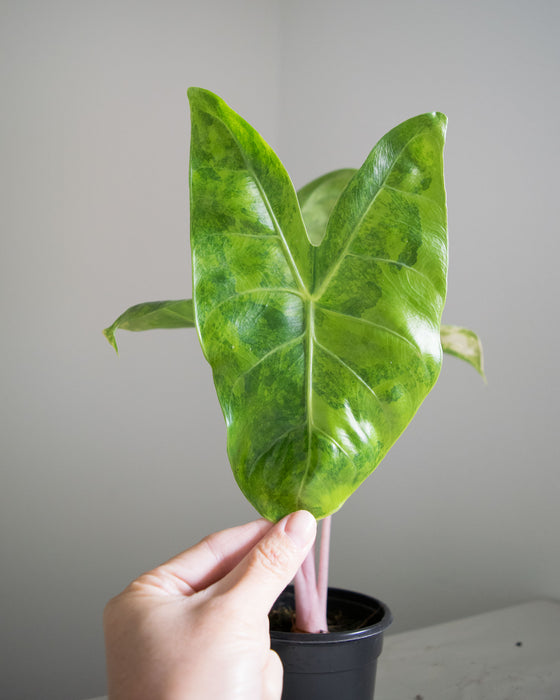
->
[317, 515, 332, 612]
[293, 515, 331, 633]
[293, 549, 319, 632]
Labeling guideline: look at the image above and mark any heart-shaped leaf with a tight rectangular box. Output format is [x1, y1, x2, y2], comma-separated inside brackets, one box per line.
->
[189, 88, 448, 520]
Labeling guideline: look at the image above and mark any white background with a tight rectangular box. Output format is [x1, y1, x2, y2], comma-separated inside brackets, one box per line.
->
[1, 1, 558, 698]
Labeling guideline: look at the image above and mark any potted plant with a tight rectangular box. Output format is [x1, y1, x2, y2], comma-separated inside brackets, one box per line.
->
[104, 88, 484, 699]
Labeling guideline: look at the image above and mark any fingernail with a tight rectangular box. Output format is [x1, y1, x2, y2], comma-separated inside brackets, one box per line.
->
[283, 510, 317, 548]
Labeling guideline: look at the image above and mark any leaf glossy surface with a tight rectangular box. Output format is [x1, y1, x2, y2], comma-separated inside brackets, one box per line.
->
[189, 88, 448, 520]
[105, 298, 482, 376]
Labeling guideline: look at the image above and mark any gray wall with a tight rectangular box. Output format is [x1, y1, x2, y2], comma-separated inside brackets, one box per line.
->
[1, 1, 558, 698]
[1, 2, 281, 698]
[277, 0, 560, 632]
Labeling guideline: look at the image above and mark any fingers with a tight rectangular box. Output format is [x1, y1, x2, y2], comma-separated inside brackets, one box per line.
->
[218, 510, 317, 616]
[137, 518, 274, 596]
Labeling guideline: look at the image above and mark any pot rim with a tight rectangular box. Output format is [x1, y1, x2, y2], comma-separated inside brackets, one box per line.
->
[270, 586, 393, 644]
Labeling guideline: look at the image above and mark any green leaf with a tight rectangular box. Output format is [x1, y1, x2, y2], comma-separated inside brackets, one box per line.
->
[189, 87, 448, 520]
[297, 169, 356, 245]
[441, 324, 485, 379]
[106, 294, 484, 381]
[297, 171, 484, 379]
[105, 295, 484, 380]
[103, 299, 194, 353]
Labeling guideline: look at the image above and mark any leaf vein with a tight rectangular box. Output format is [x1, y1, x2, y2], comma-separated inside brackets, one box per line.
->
[312, 425, 352, 460]
[201, 231, 278, 240]
[316, 306, 421, 358]
[313, 339, 388, 417]
[383, 183, 436, 203]
[201, 288, 303, 328]
[230, 334, 305, 393]
[205, 111, 307, 292]
[316, 129, 427, 297]
[345, 252, 436, 289]
[246, 424, 305, 478]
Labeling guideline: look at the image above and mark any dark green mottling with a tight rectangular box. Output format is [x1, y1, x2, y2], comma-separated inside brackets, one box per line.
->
[189, 88, 448, 520]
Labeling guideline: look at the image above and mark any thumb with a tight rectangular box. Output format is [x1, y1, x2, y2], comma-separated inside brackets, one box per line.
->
[219, 510, 317, 616]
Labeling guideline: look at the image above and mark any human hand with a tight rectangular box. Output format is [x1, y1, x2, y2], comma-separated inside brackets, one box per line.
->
[103, 510, 317, 700]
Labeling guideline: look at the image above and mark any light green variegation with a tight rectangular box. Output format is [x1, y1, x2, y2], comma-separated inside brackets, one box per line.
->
[441, 324, 485, 379]
[105, 300, 484, 378]
[188, 88, 448, 520]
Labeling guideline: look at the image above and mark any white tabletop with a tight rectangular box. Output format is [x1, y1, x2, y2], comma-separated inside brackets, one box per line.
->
[376, 599, 560, 700]
[87, 599, 560, 700]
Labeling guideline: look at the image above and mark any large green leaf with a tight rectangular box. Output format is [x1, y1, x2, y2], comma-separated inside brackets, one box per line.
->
[189, 88, 448, 521]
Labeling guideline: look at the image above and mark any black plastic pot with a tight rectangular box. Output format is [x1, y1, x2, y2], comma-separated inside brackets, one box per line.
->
[270, 586, 392, 700]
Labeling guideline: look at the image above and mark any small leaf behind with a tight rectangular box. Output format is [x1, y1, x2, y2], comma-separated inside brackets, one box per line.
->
[297, 169, 356, 246]
[103, 299, 194, 353]
[441, 324, 485, 379]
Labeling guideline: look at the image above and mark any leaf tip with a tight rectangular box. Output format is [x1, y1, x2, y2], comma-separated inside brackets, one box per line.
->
[470, 333, 486, 383]
[432, 111, 448, 136]
[440, 324, 487, 382]
[103, 326, 119, 355]
[188, 86, 220, 110]
[478, 358, 487, 384]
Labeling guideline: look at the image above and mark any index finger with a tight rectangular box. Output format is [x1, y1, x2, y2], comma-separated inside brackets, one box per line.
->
[137, 518, 274, 596]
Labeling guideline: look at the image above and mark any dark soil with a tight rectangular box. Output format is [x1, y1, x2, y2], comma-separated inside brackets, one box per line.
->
[269, 602, 383, 634]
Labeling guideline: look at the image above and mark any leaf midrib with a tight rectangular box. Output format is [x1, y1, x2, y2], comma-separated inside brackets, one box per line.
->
[296, 299, 315, 508]
[313, 129, 426, 299]
[208, 109, 308, 294]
